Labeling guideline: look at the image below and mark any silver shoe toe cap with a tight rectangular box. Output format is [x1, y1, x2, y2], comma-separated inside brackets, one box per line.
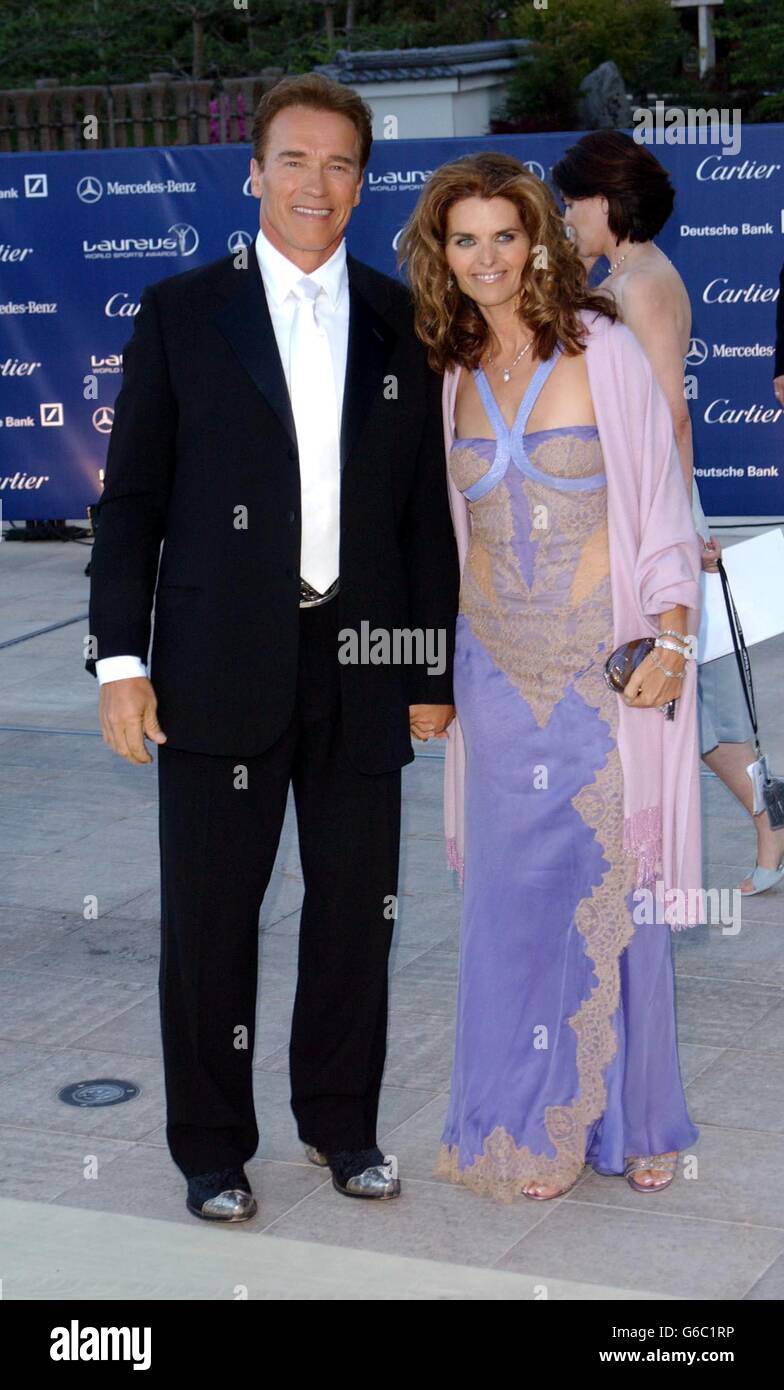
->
[196, 1188, 257, 1220]
[343, 1161, 401, 1199]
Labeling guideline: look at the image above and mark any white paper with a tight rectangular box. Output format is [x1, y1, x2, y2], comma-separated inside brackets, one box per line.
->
[698, 528, 784, 664]
[747, 758, 767, 815]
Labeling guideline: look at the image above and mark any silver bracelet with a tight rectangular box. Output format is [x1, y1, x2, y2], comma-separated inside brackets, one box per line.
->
[656, 632, 698, 660]
[651, 649, 685, 679]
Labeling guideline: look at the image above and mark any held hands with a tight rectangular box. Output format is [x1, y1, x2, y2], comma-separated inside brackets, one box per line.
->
[99, 677, 167, 765]
[409, 703, 455, 743]
[621, 649, 686, 711]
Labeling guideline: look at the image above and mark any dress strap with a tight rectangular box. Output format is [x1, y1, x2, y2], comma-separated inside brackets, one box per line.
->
[473, 366, 510, 440]
[510, 349, 563, 473]
[461, 348, 563, 503]
[514, 348, 563, 436]
[460, 365, 514, 503]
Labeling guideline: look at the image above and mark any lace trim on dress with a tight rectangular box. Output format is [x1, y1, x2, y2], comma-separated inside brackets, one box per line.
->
[436, 432, 640, 1201]
[434, 703, 637, 1200]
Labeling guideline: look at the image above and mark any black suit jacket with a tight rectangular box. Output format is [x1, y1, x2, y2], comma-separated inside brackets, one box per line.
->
[86, 248, 459, 773]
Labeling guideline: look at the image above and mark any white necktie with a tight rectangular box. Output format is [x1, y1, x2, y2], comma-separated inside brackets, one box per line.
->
[288, 276, 341, 594]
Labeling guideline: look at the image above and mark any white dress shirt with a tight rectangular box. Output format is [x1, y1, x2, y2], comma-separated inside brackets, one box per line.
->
[95, 224, 349, 684]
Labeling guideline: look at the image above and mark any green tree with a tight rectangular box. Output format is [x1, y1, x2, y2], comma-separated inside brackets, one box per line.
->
[0, 1, 497, 87]
[714, 0, 784, 119]
[501, 0, 686, 130]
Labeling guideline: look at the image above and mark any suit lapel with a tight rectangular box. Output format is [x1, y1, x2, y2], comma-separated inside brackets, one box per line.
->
[212, 252, 296, 445]
[340, 256, 397, 471]
[212, 249, 397, 465]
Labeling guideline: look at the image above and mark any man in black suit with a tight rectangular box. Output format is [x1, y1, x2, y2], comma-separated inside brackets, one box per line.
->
[87, 74, 458, 1220]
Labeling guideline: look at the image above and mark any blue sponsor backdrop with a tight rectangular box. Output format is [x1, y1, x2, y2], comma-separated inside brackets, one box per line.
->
[0, 128, 782, 521]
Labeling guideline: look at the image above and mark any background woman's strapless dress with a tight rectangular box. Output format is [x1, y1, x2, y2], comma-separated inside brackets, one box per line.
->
[435, 362, 698, 1200]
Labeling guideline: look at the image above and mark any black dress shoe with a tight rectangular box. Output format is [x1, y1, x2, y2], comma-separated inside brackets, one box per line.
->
[326, 1146, 401, 1200]
[185, 1166, 257, 1221]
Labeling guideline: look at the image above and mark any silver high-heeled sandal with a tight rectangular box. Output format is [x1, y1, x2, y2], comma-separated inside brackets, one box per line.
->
[624, 1152, 677, 1193]
[521, 1170, 583, 1201]
[739, 857, 784, 897]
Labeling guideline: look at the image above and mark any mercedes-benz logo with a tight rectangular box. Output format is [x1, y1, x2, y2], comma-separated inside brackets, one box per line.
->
[685, 336, 708, 366]
[77, 175, 103, 203]
[92, 405, 114, 433]
[227, 229, 253, 253]
[524, 160, 546, 181]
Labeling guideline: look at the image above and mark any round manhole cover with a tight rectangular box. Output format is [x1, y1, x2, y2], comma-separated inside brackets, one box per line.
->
[58, 1079, 140, 1108]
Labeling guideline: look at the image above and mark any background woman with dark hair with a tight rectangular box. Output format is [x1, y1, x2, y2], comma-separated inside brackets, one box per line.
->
[400, 152, 702, 1202]
[555, 131, 784, 898]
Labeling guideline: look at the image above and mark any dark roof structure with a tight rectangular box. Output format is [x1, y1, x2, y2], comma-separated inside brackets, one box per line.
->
[315, 40, 532, 86]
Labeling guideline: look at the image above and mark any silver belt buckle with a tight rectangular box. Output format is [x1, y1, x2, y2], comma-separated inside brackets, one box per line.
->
[299, 576, 339, 608]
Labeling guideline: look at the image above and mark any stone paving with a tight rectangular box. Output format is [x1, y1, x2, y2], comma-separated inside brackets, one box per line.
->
[0, 535, 782, 1299]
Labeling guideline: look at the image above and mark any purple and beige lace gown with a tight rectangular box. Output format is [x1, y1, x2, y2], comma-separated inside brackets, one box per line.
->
[435, 351, 698, 1200]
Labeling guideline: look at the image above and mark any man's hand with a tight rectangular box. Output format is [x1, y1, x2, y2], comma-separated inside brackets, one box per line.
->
[99, 677, 167, 765]
[409, 703, 455, 742]
[774, 374, 784, 406]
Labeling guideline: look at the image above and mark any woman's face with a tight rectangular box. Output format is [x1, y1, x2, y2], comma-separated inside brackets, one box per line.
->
[561, 193, 609, 258]
[444, 196, 531, 308]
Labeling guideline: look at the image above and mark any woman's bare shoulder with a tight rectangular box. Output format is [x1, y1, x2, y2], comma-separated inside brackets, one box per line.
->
[619, 253, 690, 315]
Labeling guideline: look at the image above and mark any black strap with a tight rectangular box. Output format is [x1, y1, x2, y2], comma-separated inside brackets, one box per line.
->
[717, 556, 761, 756]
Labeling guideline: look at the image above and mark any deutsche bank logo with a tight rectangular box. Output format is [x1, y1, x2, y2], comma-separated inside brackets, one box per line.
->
[685, 337, 709, 366]
[24, 173, 48, 198]
[40, 403, 63, 426]
[227, 229, 253, 252]
[77, 176, 103, 203]
[92, 406, 114, 433]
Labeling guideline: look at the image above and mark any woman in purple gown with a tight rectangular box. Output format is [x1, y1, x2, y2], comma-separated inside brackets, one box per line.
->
[399, 154, 703, 1201]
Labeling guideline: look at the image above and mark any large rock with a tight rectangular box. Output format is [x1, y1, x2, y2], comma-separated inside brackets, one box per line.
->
[577, 60, 632, 129]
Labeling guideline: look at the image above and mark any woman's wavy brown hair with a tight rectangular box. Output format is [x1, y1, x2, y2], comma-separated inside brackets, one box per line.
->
[398, 151, 616, 373]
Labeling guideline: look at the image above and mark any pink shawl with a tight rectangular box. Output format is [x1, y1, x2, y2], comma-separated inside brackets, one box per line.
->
[443, 308, 703, 929]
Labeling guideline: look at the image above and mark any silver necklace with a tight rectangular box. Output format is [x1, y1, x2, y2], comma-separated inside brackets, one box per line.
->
[608, 246, 670, 276]
[486, 337, 533, 382]
[607, 250, 629, 276]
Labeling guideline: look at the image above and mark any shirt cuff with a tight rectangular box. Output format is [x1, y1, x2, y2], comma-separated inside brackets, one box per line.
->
[95, 656, 148, 684]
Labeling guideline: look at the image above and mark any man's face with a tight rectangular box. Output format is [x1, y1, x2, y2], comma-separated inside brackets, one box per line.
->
[249, 105, 364, 269]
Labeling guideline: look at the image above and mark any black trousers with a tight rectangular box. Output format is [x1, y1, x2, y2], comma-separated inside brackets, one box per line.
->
[157, 596, 402, 1178]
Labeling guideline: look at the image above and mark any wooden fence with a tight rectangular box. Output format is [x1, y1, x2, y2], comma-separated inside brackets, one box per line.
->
[0, 73, 285, 152]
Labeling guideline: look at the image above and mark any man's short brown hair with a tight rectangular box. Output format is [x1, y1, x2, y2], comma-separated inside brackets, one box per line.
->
[252, 73, 373, 172]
